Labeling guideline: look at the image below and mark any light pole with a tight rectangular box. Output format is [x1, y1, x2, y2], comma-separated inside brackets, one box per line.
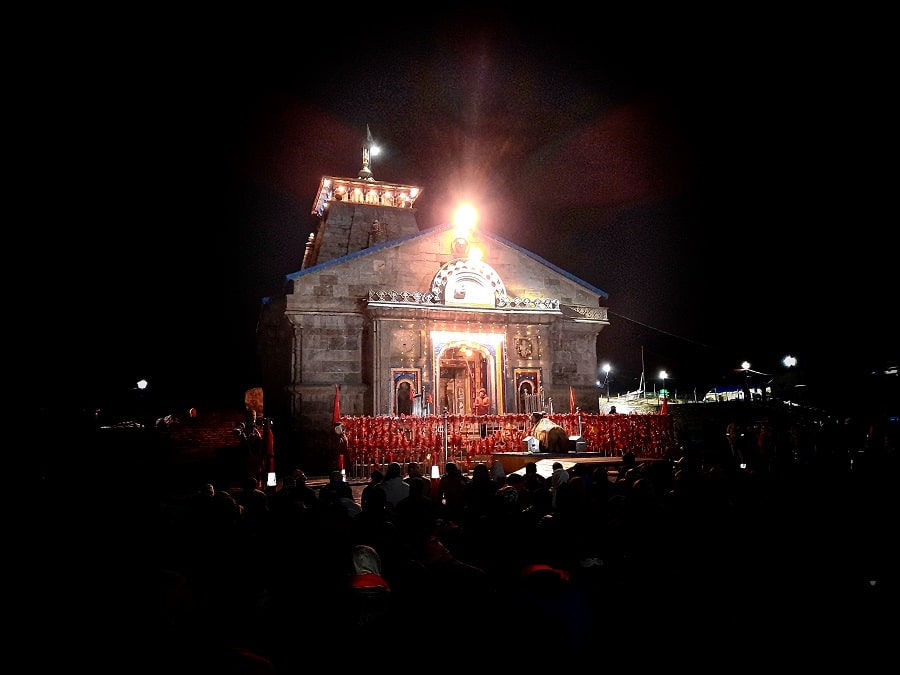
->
[783, 355, 799, 407]
[602, 363, 611, 402]
[741, 361, 751, 401]
[135, 378, 149, 425]
[659, 370, 668, 410]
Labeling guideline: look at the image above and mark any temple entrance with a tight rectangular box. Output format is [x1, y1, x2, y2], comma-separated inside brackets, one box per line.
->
[432, 331, 505, 415]
[438, 344, 488, 414]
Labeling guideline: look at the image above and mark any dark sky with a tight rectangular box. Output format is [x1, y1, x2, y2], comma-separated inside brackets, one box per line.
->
[32, 13, 894, 415]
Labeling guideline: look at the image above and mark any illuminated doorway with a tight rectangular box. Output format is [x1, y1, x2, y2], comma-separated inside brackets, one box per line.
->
[432, 331, 505, 414]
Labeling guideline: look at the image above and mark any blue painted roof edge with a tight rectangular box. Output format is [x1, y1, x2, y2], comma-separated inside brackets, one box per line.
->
[284, 224, 450, 282]
[488, 230, 609, 300]
[284, 223, 609, 300]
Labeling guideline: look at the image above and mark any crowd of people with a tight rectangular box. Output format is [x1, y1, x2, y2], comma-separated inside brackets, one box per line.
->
[153, 435, 896, 671]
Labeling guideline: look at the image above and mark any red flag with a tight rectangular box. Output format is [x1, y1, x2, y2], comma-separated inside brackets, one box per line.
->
[264, 420, 275, 472]
[660, 396, 668, 415]
[569, 386, 576, 413]
[332, 384, 341, 425]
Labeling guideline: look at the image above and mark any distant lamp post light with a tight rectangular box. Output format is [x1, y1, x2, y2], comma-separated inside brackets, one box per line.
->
[659, 370, 668, 409]
[602, 363, 611, 402]
[783, 355, 799, 407]
[741, 361, 751, 401]
[135, 379, 149, 426]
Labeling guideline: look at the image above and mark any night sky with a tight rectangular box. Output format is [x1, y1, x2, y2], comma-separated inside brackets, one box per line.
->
[31, 12, 895, 417]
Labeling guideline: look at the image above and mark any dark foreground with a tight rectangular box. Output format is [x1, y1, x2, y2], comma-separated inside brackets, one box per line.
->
[157, 457, 894, 671]
[34, 403, 898, 671]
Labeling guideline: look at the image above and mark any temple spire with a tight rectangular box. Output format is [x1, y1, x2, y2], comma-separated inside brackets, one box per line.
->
[358, 124, 376, 181]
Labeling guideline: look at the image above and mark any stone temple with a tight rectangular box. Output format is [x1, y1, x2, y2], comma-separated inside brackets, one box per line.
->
[257, 136, 610, 471]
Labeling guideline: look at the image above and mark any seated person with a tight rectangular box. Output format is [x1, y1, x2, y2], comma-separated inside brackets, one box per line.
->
[530, 412, 568, 453]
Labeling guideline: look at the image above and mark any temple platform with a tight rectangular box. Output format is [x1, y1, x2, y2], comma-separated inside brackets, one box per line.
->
[490, 452, 665, 477]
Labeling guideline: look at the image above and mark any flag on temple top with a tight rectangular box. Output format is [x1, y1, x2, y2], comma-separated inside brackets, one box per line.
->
[569, 386, 576, 413]
[366, 124, 374, 144]
[332, 384, 341, 426]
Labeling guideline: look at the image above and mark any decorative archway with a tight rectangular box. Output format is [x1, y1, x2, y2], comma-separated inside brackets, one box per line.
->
[431, 331, 505, 415]
[430, 258, 507, 308]
[390, 368, 421, 416]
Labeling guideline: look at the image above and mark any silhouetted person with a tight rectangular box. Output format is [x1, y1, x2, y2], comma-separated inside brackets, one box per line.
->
[393, 475, 437, 548]
[360, 469, 385, 512]
[437, 461, 468, 522]
[380, 461, 410, 509]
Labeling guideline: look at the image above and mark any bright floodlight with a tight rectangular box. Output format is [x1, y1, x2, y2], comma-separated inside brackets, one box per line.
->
[783, 355, 797, 368]
[452, 203, 478, 235]
[741, 361, 751, 371]
[603, 364, 611, 375]
[137, 379, 148, 390]
[659, 370, 668, 380]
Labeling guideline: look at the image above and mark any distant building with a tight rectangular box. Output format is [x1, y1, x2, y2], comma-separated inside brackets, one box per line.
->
[704, 384, 771, 402]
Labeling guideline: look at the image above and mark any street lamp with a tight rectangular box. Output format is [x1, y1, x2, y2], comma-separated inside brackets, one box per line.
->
[135, 378, 149, 425]
[783, 355, 800, 407]
[602, 363, 611, 402]
[659, 370, 668, 409]
[741, 361, 751, 401]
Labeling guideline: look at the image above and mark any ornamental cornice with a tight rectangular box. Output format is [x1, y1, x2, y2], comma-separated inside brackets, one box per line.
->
[367, 289, 561, 311]
[561, 304, 608, 321]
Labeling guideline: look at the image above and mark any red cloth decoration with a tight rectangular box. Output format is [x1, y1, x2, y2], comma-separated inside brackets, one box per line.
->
[332, 384, 341, 425]
[264, 421, 275, 472]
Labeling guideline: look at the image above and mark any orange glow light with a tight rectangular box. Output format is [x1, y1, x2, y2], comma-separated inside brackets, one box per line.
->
[453, 203, 477, 237]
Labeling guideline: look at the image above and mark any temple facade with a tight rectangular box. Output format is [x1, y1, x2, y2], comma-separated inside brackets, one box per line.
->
[256, 146, 611, 470]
